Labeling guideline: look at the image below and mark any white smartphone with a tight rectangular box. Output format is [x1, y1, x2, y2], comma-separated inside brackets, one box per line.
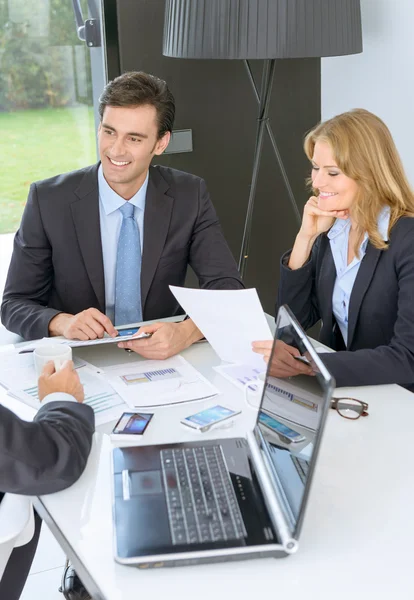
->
[181, 405, 241, 432]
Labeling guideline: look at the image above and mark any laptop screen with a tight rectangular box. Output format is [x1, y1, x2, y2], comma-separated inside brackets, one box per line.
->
[253, 305, 335, 538]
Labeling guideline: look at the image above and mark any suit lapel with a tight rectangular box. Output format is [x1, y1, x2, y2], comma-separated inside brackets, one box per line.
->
[347, 243, 382, 347]
[318, 237, 336, 334]
[141, 167, 174, 310]
[70, 164, 105, 311]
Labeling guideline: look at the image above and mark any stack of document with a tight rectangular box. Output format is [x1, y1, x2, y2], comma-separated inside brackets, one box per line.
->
[0, 350, 127, 426]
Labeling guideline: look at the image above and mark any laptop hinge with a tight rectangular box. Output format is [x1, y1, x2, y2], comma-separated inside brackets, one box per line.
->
[246, 431, 298, 554]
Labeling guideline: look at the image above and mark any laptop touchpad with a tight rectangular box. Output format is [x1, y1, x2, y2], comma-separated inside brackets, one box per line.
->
[130, 470, 163, 496]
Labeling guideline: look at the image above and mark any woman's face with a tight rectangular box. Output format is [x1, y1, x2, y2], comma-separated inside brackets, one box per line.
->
[311, 140, 359, 213]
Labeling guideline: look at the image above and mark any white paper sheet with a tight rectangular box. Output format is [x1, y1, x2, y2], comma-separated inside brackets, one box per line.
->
[104, 355, 219, 408]
[2, 355, 127, 426]
[170, 286, 272, 369]
[214, 363, 265, 392]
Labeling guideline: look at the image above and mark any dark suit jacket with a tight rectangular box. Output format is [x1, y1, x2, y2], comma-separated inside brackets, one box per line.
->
[0, 400, 94, 497]
[0, 399, 94, 599]
[1, 164, 244, 340]
[277, 217, 414, 390]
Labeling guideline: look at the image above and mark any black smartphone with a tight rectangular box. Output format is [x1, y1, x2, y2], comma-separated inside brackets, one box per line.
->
[111, 412, 153, 439]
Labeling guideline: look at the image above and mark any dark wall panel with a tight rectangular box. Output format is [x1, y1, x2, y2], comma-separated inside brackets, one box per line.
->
[109, 0, 320, 315]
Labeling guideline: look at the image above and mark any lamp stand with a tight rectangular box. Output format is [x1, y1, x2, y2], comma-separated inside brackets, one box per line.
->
[238, 59, 302, 279]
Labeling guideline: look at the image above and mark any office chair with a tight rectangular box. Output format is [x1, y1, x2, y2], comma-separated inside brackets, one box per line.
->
[0, 493, 35, 581]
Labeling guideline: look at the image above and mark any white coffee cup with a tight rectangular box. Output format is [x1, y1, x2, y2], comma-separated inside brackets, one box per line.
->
[33, 345, 73, 378]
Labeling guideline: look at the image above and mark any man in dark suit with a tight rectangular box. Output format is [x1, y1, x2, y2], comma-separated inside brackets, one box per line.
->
[1, 71, 244, 357]
[0, 361, 94, 600]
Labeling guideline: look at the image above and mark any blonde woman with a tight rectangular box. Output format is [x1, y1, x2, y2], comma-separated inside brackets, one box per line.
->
[253, 109, 414, 390]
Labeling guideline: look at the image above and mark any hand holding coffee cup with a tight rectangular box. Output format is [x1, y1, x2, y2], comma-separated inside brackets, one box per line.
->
[33, 344, 73, 378]
[38, 360, 84, 403]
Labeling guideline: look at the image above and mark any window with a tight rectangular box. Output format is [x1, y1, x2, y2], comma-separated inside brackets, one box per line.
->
[0, 0, 102, 234]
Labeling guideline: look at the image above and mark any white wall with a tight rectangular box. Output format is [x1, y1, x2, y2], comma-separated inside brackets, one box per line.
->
[321, 0, 414, 185]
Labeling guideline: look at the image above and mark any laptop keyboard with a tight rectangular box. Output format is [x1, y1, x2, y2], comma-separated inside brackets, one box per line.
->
[160, 446, 247, 545]
[291, 455, 309, 484]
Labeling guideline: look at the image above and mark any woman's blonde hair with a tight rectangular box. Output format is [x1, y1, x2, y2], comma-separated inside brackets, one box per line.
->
[304, 108, 414, 250]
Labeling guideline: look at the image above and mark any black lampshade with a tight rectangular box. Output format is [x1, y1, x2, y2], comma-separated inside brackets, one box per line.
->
[163, 0, 362, 59]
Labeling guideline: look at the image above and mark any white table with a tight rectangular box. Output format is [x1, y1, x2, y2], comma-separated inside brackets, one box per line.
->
[2, 340, 413, 600]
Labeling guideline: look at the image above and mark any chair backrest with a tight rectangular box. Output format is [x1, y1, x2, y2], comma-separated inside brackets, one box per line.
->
[0, 494, 35, 580]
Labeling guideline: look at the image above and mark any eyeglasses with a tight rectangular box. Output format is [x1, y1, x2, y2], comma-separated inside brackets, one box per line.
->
[330, 397, 369, 420]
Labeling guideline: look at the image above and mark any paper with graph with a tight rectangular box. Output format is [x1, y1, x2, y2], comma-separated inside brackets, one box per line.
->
[104, 355, 219, 408]
[0, 350, 126, 426]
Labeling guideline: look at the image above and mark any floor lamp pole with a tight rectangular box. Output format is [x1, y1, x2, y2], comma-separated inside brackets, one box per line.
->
[238, 59, 302, 279]
[238, 59, 275, 278]
[244, 61, 302, 226]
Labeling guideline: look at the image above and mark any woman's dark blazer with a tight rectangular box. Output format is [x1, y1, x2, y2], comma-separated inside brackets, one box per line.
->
[277, 216, 414, 391]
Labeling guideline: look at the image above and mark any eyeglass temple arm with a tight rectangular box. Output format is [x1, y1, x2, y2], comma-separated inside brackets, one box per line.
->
[330, 397, 369, 414]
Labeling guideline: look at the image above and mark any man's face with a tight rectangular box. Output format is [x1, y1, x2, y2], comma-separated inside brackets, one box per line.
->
[98, 104, 170, 199]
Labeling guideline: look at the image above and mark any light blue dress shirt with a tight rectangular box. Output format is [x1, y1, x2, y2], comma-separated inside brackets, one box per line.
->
[329, 206, 390, 346]
[98, 165, 149, 323]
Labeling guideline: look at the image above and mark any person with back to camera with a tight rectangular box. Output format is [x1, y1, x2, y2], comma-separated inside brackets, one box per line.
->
[0, 360, 94, 600]
[252, 109, 414, 390]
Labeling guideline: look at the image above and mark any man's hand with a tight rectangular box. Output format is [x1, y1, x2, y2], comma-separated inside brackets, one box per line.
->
[38, 360, 85, 403]
[118, 319, 203, 360]
[252, 340, 314, 378]
[48, 308, 118, 340]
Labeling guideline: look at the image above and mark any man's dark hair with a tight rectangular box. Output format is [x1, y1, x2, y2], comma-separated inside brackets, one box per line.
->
[98, 71, 175, 138]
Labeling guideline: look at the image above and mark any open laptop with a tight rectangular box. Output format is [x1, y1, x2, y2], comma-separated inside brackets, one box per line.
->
[111, 305, 335, 567]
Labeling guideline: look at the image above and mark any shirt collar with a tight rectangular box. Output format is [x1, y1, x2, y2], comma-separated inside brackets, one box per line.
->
[98, 164, 149, 216]
[327, 217, 349, 241]
[328, 205, 391, 243]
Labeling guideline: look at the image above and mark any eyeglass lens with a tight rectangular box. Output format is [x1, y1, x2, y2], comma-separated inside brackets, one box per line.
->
[336, 398, 364, 419]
